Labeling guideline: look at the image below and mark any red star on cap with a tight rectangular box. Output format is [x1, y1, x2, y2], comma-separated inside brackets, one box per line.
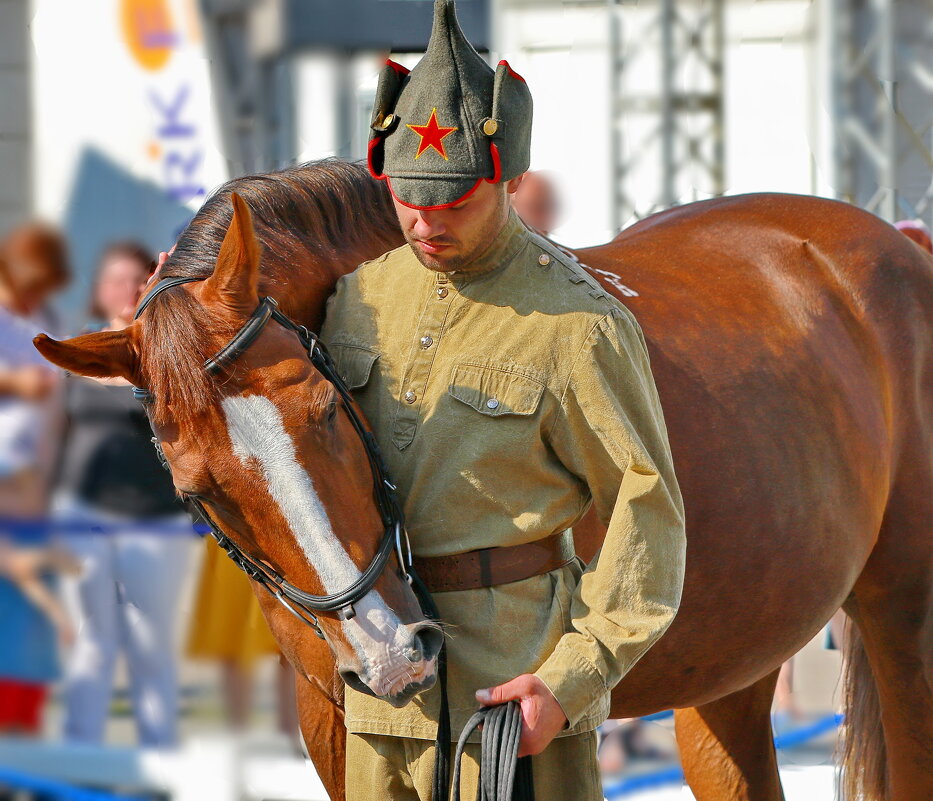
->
[407, 108, 458, 161]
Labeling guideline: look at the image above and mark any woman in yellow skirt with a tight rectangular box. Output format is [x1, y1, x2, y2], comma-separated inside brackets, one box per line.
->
[187, 537, 298, 738]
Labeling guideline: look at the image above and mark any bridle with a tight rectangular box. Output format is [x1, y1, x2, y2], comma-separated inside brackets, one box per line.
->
[132, 275, 415, 640]
[132, 273, 526, 801]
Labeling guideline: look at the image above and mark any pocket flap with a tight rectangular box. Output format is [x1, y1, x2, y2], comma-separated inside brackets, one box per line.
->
[329, 343, 379, 390]
[448, 364, 545, 416]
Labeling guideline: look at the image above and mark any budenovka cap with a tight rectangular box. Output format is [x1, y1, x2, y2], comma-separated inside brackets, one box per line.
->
[367, 0, 533, 210]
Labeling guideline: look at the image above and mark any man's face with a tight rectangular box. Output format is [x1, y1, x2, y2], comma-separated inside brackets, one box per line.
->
[393, 179, 515, 273]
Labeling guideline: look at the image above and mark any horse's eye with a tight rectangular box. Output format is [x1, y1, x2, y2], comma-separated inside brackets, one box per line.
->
[326, 399, 340, 426]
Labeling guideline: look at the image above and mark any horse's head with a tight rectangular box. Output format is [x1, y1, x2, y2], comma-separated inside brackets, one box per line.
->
[35, 194, 441, 704]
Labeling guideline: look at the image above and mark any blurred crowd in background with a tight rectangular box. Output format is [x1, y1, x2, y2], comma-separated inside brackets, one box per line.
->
[0, 220, 298, 752]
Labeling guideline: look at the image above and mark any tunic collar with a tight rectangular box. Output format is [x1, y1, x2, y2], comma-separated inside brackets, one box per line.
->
[444, 209, 530, 285]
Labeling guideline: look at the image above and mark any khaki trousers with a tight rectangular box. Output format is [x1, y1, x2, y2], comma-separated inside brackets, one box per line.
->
[345, 730, 602, 801]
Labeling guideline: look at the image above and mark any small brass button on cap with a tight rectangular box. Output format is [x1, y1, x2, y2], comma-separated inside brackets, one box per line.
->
[436, 286, 449, 298]
[486, 398, 499, 409]
[405, 391, 416, 404]
[420, 335, 433, 349]
[482, 118, 499, 137]
[538, 253, 551, 266]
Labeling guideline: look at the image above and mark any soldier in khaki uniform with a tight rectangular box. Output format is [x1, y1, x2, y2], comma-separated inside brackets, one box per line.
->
[320, 1, 686, 797]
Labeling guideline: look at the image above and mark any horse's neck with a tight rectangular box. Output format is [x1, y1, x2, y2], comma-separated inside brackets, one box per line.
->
[276, 258, 351, 333]
[276, 240, 402, 333]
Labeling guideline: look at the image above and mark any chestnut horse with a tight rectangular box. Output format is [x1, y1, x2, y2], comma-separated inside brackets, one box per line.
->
[35, 161, 932, 801]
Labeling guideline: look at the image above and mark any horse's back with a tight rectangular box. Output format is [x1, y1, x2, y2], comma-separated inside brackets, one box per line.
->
[573, 193, 933, 712]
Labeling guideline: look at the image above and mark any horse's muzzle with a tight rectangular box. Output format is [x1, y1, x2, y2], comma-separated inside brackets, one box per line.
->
[341, 625, 443, 705]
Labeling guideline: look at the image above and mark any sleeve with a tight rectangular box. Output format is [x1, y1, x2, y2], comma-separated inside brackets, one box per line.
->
[534, 308, 686, 727]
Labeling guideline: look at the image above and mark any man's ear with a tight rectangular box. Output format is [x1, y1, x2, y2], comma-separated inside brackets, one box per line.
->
[202, 192, 261, 315]
[33, 328, 139, 383]
[505, 173, 525, 196]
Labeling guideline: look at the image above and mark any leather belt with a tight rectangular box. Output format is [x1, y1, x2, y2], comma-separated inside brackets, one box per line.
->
[412, 530, 575, 593]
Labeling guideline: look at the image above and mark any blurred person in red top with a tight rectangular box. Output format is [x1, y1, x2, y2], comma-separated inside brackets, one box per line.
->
[0, 222, 73, 735]
[895, 219, 933, 254]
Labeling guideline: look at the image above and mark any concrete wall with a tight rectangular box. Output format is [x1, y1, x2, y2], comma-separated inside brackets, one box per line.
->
[0, 0, 31, 235]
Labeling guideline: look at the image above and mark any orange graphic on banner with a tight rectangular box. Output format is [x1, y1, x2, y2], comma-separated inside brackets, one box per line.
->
[120, 0, 176, 72]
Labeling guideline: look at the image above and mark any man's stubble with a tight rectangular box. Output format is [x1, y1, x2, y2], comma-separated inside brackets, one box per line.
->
[403, 187, 510, 275]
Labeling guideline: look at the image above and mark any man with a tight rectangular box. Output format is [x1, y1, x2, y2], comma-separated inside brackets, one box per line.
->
[320, 1, 686, 798]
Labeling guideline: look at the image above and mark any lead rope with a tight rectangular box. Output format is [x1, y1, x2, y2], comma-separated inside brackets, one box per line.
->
[409, 544, 533, 801]
[451, 703, 534, 801]
[406, 569, 451, 800]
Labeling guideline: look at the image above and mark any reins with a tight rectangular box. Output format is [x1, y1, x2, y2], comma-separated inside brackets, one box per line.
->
[453, 704, 534, 801]
[133, 276, 529, 801]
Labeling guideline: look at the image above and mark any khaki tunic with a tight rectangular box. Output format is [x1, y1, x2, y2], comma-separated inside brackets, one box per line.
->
[320, 211, 686, 741]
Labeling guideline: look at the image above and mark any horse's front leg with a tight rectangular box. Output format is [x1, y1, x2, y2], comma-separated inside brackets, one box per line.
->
[674, 670, 784, 801]
[296, 667, 346, 801]
[254, 591, 347, 800]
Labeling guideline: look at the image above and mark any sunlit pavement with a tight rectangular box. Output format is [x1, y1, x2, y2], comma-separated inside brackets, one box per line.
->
[600, 708, 840, 801]
[609, 765, 837, 801]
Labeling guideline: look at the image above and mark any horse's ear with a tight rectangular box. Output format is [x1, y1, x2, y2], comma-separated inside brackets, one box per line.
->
[33, 328, 139, 383]
[204, 192, 260, 314]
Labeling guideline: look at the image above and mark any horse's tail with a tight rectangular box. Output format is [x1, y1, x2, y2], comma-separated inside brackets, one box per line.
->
[838, 619, 888, 800]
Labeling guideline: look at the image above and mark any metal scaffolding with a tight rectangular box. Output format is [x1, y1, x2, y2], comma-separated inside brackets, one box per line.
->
[829, 0, 933, 225]
[198, 0, 296, 177]
[197, 0, 488, 177]
[608, 0, 725, 231]
[196, 1, 930, 231]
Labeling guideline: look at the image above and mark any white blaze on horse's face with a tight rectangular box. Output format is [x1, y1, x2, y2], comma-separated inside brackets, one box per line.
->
[220, 393, 436, 699]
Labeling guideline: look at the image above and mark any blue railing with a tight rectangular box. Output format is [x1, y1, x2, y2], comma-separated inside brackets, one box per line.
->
[0, 516, 205, 539]
[603, 712, 844, 799]
[0, 767, 150, 801]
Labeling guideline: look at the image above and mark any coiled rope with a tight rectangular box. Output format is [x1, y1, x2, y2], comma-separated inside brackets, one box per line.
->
[451, 702, 534, 801]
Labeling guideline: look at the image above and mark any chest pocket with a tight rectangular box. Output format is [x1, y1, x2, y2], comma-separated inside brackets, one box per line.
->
[328, 342, 379, 390]
[448, 363, 545, 417]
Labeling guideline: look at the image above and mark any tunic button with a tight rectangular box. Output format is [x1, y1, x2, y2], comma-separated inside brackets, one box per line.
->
[420, 335, 433, 349]
[436, 286, 449, 299]
[405, 391, 417, 404]
[486, 398, 499, 410]
[538, 253, 551, 266]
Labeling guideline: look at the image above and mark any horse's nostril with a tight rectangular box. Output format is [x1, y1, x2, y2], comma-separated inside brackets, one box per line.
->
[413, 627, 444, 663]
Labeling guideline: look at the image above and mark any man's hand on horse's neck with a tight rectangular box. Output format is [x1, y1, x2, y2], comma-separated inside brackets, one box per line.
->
[476, 674, 568, 757]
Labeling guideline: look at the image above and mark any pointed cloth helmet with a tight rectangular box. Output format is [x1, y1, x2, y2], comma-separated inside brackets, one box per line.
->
[367, 0, 533, 210]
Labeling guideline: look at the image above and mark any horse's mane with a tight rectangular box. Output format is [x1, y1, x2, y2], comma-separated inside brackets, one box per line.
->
[139, 158, 401, 425]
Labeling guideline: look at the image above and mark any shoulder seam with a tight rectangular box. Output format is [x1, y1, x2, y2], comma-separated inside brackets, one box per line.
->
[544, 310, 617, 441]
[531, 237, 618, 309]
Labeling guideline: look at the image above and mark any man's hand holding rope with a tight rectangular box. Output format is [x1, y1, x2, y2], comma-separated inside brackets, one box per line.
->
[476, 675, 568, 757]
